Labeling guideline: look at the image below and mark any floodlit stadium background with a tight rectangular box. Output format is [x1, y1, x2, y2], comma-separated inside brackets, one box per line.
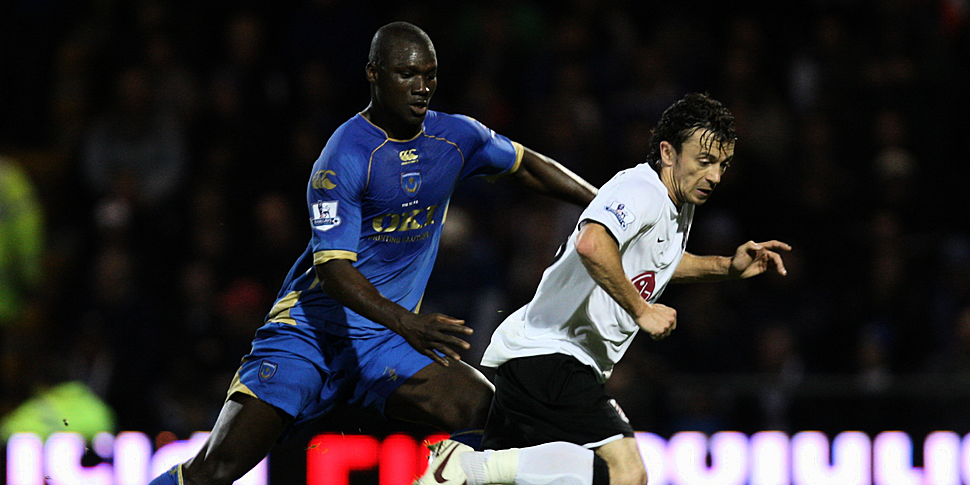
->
[1, 1, 969, 483]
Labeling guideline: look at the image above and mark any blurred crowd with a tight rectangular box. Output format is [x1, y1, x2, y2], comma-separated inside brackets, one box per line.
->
[1, 0, 970, 445]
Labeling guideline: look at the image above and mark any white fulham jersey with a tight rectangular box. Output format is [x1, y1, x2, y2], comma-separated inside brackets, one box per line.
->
[482, 163, 694, 381]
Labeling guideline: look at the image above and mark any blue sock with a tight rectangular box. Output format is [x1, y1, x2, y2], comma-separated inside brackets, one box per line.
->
[148, 464, 182, 485]
[449, 428, 483, 451]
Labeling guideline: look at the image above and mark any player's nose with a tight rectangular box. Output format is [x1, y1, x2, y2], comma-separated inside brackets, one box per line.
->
[706, 168, 721, 184]
[413, 77, 431, 94]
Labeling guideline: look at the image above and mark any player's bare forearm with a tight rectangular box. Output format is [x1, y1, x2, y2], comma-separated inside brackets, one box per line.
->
[511, 147, 597, 207]
[575, 222, 645, 318]
[670, 253, 732, 283]
[672, 241, 791, 282]
[315, 259, 413, 331]
[315, 259, 472, 365]
[577, 222, 677, 338]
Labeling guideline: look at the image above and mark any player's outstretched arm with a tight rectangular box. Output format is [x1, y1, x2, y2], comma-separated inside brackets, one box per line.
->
[575, 221, 677, 339]
[507, 146, 597, 207]
[671, 240, 791, 283]
[315, 259, 472, 366]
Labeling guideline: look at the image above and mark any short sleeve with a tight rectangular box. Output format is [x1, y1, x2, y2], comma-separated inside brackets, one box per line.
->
[306, 151, 367, 264]
[453, 115, 522, 180]
[578, 171, 665, 247]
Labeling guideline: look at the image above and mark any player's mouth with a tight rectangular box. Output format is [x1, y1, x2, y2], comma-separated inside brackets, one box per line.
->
[410, 100, 428, 116]
[696, 187, 713, 198]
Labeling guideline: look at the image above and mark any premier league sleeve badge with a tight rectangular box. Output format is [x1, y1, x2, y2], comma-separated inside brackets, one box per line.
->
[311, 200, 341, 231]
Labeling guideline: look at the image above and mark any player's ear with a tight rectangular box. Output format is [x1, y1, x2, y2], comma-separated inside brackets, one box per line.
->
[365, 62, 378, 83]
[660, 141, 676, 167]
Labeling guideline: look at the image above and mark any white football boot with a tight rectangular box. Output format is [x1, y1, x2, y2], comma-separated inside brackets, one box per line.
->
[414, 439, 472, 485]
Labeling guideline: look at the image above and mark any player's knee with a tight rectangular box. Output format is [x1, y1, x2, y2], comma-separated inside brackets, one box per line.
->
[464, 378, 493, 410]
[429, 376, 492, 430]
[392, 362, 494, 430]
[453, 378, 493, 419]
[435, 395, 487, 430]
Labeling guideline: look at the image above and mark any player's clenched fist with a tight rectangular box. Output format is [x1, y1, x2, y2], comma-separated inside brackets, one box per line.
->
[635, 302, 677, 340]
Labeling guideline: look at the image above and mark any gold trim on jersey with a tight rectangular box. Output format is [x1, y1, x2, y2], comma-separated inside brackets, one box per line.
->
[266, 276, 324, 325]
[439, 200, 451, 226]
[421, 133, 464, 162]
[227, 368, 258, 401]
[509, 141, 525, 173]
[313, 250, 358, 265]
[366, 140, 390, 190]
[359, 113, 424, 142]
[486, 141, 524, 182]
[266, 290, 301, 325]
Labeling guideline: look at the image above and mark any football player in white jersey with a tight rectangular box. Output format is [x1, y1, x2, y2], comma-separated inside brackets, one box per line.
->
[416, 93, 790, 485]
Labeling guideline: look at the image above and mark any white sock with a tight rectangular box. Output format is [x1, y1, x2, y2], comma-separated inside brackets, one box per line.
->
[461, 450, 514, 485]
[461, 442, 594, 485]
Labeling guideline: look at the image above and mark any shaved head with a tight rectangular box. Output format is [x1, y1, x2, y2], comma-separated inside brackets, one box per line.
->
[362, 21, 438, 138]
[368, 21, 435, 68]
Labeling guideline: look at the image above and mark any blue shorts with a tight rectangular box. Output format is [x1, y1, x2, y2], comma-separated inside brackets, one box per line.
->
[228, 321, 434, 429]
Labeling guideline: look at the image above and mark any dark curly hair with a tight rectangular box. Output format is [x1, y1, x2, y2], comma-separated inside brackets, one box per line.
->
[645, 93, 736, 171]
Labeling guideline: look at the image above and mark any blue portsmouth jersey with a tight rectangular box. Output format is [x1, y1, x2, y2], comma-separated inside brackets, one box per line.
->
[266, 110, 522, 337]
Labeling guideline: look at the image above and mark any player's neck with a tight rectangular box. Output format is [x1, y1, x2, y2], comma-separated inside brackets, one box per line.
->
[659, 168, 684, 208]
[361, 105, 421, 140]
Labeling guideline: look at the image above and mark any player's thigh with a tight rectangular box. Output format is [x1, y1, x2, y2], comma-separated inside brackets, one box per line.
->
[595, 437, 648, 485]
[385, 358, 494, 431]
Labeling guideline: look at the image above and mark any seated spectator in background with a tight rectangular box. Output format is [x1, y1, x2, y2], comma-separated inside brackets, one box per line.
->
[81, 65, 188, 212]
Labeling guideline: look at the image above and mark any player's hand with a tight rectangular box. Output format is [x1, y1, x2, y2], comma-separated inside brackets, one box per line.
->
[728, 240, 791, 279]
[396, 313, 473, 366]
[636, 303, 677, 340]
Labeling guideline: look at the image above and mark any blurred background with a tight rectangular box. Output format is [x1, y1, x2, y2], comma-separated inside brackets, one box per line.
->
[1, 0, 970, 481]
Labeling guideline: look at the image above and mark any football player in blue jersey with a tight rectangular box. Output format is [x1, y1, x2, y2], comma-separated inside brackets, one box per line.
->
[149, 21, 597, 485]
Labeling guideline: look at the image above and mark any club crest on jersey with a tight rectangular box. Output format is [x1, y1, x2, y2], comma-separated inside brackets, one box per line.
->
[631, 271, 656, 301]
[258, 361, 278, 382]
[311, 200, 341, 231]
[401, 171, 421, 197]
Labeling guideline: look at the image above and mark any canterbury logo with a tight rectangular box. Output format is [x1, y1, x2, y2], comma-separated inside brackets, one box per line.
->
[399, 149, 418, 163]
[311, 170, 337, 190]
